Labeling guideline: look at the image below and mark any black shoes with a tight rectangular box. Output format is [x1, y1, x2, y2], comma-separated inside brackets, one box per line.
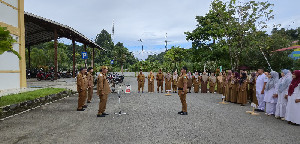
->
[82, 105, 88, 108]
[97, 114, 105, 117]
[77, 108, 85, 111]
[179, 112, 188, 115]
[97, 113, 109, 117]
[102, 113, 109, 115]
[178, 111, 188, 115]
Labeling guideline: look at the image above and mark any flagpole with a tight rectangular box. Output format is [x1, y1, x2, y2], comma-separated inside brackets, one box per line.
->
[112, 19, 115, 43]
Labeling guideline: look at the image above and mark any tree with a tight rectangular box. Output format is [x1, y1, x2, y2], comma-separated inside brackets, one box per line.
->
[163, 46, 187, 71]
[0, 27, 20, 59]
[185, 0, 275, 71]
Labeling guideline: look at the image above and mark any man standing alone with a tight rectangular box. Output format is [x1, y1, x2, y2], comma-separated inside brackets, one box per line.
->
[137, 70, 145, 93]
[97, 66, 111, 117]
[177, 67, 188, 115]
[255, 68, 268, 112]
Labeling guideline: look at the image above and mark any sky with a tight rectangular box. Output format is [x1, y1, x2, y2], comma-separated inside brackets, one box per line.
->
[24, 0, 300, 60]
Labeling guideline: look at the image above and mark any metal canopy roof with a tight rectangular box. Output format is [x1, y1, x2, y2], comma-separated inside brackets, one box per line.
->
[24, 12, 104, 50]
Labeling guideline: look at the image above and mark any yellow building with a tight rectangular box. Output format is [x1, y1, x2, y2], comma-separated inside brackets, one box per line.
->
[0, 0, 26, 90]
[0, 0, 103, 91]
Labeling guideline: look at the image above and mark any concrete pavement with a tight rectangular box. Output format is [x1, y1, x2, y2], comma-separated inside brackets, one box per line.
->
[0, 77, 299, 144]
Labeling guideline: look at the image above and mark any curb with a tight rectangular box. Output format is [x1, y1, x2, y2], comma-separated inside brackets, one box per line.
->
[0, 90, 76, 120]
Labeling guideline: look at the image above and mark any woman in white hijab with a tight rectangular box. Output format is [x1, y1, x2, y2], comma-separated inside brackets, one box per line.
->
[274, 69, 292, 120]
[264, 71, 279, 116]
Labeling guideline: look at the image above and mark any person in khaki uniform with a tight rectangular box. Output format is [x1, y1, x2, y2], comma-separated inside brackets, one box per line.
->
[221, 72, 226, 95]
[77, 68, 88, 111]
[148, 71, 155, 93]
[217, 72, 223, 94]
[165, 72, 172, 92]
[172, 71, 178, 93]
[97, 66, 111, 117]
[248, 72, 256, 102]
[156, 69, 164, 93]
[209, 73, 217, 93]
[87, 67, 94, 103]
[231, 72, 240, 103]
[177, 67, 188, 115]
[187, 71, 193, 93]
[225, 71, 232, 102]
[137, 70, 145, 93]
[201, 72, 209, 93]
[238, 72, 248, 106]
[193, 72, 201, 93]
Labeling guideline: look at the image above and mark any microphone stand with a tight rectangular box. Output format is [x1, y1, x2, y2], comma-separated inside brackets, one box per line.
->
[115, 84, 127, 116]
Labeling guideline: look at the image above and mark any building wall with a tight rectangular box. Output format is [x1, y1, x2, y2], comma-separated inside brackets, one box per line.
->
[0, 0, 26, 90]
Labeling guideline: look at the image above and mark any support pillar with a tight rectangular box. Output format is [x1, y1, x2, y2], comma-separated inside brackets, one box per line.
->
[72, 39, 76, 78]
[19, 0, 27, 88]
[54, 28, 58, 80]
[28, 46, 31, 70]
[84, 44, 87, 68]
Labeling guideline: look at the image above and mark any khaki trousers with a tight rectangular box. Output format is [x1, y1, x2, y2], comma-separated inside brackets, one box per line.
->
[148, 81, 154, 92]
[87, 87, 93, 102]
[178, 90, 187, 112]
[78, 90, 87, 109]
[98, 94, 108, 114]
[172, 84, 177, 92]
[157, 80, 163, 92]
[138, 82, 145, 92]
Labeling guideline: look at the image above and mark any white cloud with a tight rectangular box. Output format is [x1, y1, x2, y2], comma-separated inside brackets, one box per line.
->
[24, 0, 300, 60]
[24, 0, 210, 51]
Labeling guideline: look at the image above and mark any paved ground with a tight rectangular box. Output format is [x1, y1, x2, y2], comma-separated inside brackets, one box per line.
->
[0, 78, 76, 97]
[27, 78, 77, 91]
[0, 77, 300, 144]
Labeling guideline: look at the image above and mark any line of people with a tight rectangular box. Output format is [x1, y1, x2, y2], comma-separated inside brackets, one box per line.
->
[137, 68, 300, 123]
[76, 66, 111, 117]
[136, 69, 218, 94]
[218, 69, 300, 126]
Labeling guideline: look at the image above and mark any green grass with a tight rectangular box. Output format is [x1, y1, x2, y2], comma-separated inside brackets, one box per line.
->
[0, 88, 66, 107]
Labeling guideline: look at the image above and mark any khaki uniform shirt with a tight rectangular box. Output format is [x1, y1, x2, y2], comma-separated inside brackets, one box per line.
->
[172, 76, 178, 85]
[137, 74, 145, 83]
[156, 73, 164, 81]
[148, 74, 154, 82]
[178, 74, 188, 88]
[87, 72, 94, 87]
[77, 73, 88, 92]
[97, 72, 111, 95]
[240, 80, 248, 91]
[193, 76, 201, 85]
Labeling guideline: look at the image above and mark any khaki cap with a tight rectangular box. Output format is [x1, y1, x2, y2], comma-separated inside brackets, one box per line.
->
[101, 66, 108, 69]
